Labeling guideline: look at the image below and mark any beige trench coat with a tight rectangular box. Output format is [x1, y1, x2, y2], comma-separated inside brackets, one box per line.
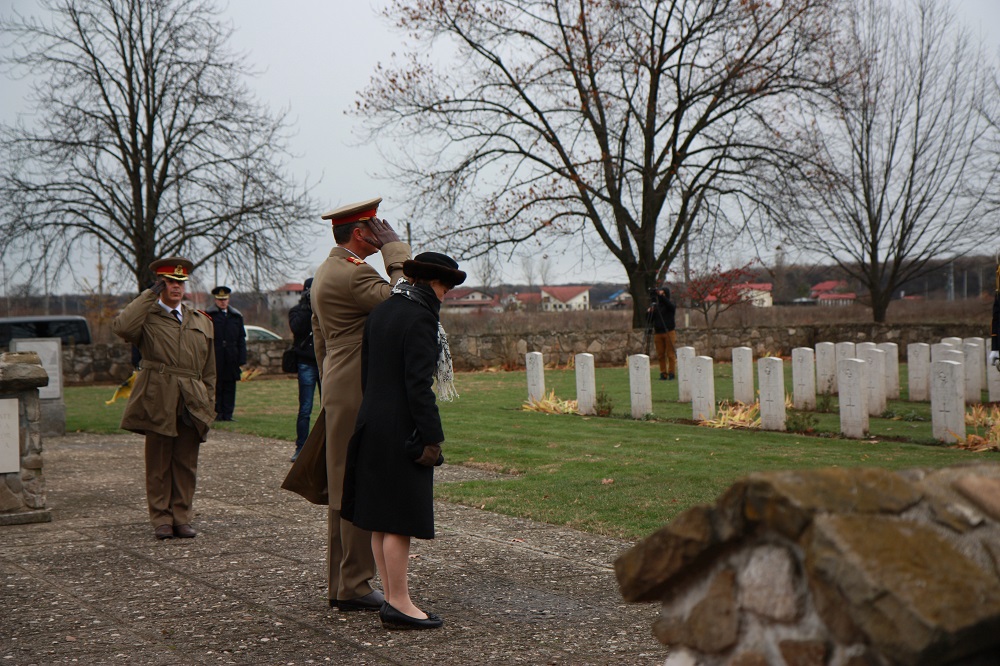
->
[282, 242, 409, 509]
[112, 290, 217, 441]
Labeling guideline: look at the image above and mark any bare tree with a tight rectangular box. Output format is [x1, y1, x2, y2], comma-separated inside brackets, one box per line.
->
[357, 0, 839, 327]
[769, 0, 998, 322]
[0, 0, 314, 293]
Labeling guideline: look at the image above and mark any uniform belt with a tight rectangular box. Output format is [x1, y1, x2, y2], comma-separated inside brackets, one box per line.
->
[139, 360, 202, 380]
[325, 332, 363, 349]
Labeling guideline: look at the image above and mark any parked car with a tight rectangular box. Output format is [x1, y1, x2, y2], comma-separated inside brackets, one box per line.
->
[244, 324, 284, 342]
[0, 315, 92, 347]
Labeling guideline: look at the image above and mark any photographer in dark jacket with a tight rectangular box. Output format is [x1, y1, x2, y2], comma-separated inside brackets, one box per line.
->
[207, 286, 247, 421]
[288, 278, 319, 462]
[648, 286, 677, 380]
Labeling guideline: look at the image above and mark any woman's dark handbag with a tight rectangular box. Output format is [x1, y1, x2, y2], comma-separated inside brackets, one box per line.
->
[281, 348, 297, 374]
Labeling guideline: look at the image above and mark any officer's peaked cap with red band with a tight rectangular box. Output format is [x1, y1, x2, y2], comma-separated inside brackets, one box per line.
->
[321, 197, 382, 225]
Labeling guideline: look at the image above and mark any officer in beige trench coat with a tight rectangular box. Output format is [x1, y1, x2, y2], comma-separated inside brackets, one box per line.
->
[112, 257, 216, 540]
[283, 197, 410, 611]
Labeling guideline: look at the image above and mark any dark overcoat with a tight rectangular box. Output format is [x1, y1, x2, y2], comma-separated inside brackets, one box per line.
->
[342, 283, 445, 540]
[206, 305, 247, 382]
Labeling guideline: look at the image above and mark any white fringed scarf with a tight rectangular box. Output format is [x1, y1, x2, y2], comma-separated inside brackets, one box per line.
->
[391, 278, 459, 402]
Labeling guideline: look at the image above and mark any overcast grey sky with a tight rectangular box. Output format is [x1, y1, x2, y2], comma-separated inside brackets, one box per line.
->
[2, 0, 1000, 292]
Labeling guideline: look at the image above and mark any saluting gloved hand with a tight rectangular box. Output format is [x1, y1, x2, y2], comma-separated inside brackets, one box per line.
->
[150, 278, 167, 296]
[990, 350, 999, 368]
[415, 443, 443, 467]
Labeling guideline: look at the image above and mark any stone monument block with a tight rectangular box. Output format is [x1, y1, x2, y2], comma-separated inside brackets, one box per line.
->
[942, 336, 964, 348]
[575, 353, 596, 416]
[815, 342, 836, 395]
[629, 354, 653, 419]
[732, 347, 754, 405]
[526, 351, 545, 402]
[859, 348, 887, 416]
[838, 358, 868, 439]
[963, 340, 984, 405]
[931, 342, 955, 363]
[691, 356, 715, 421]
[791, 347, 816, 411]
[907, 343, 931, 402]
[0, 399, 17, 475]
[965, 337, 987, 387]
[758, 357, 786, 431]
[834, 342, 856, 394]
[931, 360, 965, 443]
[9, 338, 63, 437]
[677, 347, 696, 403]
[855, 341, 877, 356]
[877, 342, 900, 400]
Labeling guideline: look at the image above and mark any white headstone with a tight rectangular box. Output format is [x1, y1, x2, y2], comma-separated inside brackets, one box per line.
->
[575, 353, 596, 416]
[988, 350, 1000, 403]
[628, 354, 653, 419]
[858, 348, 887, 416]
[758, 357, 786, 431]
[942, 349, 964, 368]
[963, 341, 984, 405]
[732, 347, 754, 404]
[942, 336, 964, 348]
[691, 356, 716, 421]
[834, 342, 856, 394]
[10, 338, 62, 400]
[931, 360, 965, 443]
[791, 348, 816, 411]
[838, 358, 868, 439]
[907, 343, 931, 402]
[526, 352, 545, 402]
[0, 398, 19, 474]
[815, 342, 836, 395]
[855, 341, 877, 356]
[965, 337, 987, 387]
[931, 342, 955, 363]
[677, 347, 696, 403]
[877, 342, 900, 400]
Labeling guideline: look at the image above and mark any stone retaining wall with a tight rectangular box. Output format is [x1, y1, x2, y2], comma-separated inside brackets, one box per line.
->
[615, 463, 1000, 665]
[0, 352, 51, 525]
[52, 322, 989, 384]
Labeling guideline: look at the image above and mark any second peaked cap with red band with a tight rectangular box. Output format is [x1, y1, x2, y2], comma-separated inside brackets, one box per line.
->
[321, 197, 382, 225]
[149, 256, 194, 281]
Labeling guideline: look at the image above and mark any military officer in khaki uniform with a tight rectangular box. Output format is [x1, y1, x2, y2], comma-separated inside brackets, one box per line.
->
[286, 197, 410, 610]
[112, 257, 216, 540]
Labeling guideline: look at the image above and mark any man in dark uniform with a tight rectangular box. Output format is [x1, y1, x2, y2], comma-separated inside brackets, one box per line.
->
[207, 286, 247, 421]
[112, 257, 216, 540]
[648, 285, 677, 380]
[283, 196, 410, 612]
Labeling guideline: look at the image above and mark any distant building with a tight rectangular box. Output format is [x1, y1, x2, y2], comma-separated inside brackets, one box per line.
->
[734, 283, 773, 307]
[540, 286, 591, 311]
[598, 289, 633, 310]
[810, 280, 848, 300]
[268, 282, 304, 311]
[442, 288, 500, 313]
[817, 292, 856, 306]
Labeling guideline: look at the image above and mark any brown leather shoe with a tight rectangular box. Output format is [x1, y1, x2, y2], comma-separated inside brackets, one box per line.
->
[174, 524, 197, 538]
[154, 524, 174, 540]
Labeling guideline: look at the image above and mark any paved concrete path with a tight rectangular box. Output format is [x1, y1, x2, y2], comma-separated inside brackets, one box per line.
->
[1, 431, 664, 664]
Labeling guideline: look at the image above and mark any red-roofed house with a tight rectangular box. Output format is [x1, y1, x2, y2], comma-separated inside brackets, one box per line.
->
[817, 292, 856, 306]
[442, 288, 500, 313]
[269, 282, 305, 310]
[540, 286, 591, 311]
[735, 283, 773, 307]
[810, 280, 848, 299]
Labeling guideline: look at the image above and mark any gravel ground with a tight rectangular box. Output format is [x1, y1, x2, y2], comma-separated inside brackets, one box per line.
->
[0, 430, 664, 665]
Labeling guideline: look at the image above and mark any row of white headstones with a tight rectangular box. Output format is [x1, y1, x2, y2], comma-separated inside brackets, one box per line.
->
[524, 336, 991, 442]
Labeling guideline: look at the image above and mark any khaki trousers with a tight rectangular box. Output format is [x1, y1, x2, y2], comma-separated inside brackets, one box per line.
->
[654, 331, 678, 375]
[144, 421, 200, 527]
[327, 507, 377, 601]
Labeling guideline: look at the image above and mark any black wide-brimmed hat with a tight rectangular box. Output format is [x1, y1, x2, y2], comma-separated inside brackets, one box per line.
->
[403, 252, 467, 287]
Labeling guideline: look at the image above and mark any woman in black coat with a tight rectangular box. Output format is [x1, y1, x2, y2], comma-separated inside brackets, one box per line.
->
[343, 252, 465, 631]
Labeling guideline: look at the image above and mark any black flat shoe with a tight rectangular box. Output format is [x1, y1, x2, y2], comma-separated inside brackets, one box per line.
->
[379, 603, 443, 630]
[334, 589, 385, 612]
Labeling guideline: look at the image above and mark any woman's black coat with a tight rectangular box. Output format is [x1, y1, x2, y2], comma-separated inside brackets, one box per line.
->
[342, 284, 445, 539]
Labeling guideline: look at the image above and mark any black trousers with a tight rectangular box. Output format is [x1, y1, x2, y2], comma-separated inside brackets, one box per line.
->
[216, 380, 237, 419]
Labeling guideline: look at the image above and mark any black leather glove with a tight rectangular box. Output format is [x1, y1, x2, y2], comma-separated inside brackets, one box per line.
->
[415, 443, 442, 467]
[150, 278, 166, 296]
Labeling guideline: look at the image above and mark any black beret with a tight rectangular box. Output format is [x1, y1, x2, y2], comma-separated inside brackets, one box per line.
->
[403, 252, 467, 287]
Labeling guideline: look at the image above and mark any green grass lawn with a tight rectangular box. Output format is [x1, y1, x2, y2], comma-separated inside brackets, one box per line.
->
[70, 366, 989, 540]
